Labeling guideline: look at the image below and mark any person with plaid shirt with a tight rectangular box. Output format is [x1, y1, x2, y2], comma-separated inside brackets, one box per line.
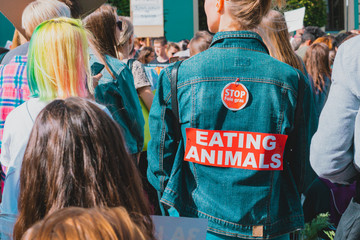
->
[0, 55, 30, 201]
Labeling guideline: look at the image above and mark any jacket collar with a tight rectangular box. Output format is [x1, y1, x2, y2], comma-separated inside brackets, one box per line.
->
[210, 31, 270, 54]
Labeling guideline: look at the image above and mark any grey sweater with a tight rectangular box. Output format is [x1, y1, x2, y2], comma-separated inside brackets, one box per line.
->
[310, 35, 360, 184]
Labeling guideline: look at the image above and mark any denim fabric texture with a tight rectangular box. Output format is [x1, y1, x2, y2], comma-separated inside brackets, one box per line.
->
[147, 31, 318, 239]
[0, 167, 20, 239]
[90, 54, 145, 154]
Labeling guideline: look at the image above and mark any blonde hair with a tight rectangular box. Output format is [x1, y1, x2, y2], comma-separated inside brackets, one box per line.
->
[27, 17, 91, 101]
[22, 0, 71, 39]
[117, 16, 134, 60]
[22, 207, 151, 240]
[259, 10, 305, 74]
[226, 0, 284, 29]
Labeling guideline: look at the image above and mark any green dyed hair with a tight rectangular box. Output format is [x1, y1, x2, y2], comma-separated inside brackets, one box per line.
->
[27, 17, 92, 101]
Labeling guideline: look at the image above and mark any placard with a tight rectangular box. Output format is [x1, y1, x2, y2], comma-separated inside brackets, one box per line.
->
[151, 215, 208, 240]
[284, 7, 306, 32]
[131, 0, 163, 26]
[144, 63, 170, 90]
[131, 0, 164, 37]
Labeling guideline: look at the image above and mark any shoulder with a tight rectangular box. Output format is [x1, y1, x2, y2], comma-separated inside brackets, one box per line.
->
[6, 99, 45, 122]
[133, 60, 143, 68]
[334, 35, 360, 70]
[104, 55, 128, 75]
[1, 43, 29, 64]
[332, 35, 360, 94]
[88, 100, 112, 118]
[0, 55, 27, 72]
[181, 49, 300, 91]
[334, 36, 360, 69]
[5, 100, 29, 122]
[338, 35, 360, 55]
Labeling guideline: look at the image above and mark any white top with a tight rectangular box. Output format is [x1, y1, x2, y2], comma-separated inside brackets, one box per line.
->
[0, 98, 110, 169]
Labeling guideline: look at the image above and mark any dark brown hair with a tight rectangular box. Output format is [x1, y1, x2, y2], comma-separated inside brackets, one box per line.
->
[58, 0, 81, 18]
[137, 46, 154, 64]
[22, 207, 152, 240]
[83, 4, 118, 58]
[83, 4, 119, 79]
[167, 42, 180, 52]
[304, 43, 331, 92]
[153, 37, 167, 46]
[13, 98, 153, 239]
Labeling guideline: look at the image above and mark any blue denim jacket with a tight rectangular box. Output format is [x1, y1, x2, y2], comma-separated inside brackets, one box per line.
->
[147, 31, 318, 239]
[90, 54, 144, 154]
[0, 167, 19, 239]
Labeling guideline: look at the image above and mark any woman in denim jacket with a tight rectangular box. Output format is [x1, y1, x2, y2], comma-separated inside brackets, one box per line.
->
[148, 0, 318, 239]
[84, 5, 145, 156]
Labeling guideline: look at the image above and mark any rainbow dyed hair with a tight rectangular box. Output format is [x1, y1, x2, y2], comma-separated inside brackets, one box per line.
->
[27, 17, 91, 101]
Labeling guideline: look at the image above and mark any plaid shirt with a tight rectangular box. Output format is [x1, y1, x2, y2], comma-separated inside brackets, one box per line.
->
[0, 56, 30, 193]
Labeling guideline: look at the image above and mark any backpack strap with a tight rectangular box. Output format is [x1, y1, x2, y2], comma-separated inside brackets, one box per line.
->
[171, 60, 183, 144]
[156, 60, 183, 217]
[127, 59, 136, 71]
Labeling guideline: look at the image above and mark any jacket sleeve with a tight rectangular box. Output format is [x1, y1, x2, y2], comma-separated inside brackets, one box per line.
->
[310, 39, 360, 184]
[289, 70, 318, 194]
[147, 67, 178, 192]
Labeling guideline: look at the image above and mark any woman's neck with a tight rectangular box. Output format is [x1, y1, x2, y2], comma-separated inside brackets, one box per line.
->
[217, 15, 246, 32]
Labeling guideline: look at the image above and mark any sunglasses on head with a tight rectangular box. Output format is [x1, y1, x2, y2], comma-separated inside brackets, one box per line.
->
[117, 20, 122, 31]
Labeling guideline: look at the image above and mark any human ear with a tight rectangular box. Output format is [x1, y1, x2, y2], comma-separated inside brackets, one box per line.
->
[216, 0, 224, 13]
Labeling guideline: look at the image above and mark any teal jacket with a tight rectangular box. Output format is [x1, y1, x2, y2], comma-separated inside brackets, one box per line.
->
[90, 54, 144, 154]
[147, 31, 318, 239]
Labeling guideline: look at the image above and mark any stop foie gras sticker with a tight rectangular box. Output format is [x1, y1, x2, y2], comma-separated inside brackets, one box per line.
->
[221, 81, 249, 111]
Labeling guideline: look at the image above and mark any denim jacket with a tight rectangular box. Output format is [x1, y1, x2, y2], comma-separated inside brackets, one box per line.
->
[147, 31, 318, 239]
[90, 54, 144, 154]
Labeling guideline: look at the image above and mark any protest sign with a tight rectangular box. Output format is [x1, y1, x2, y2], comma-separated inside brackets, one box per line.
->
[131, 0, 163, 26]
[151, 215, 208, 240]
[284, 7, 306, 32]
[131, 0, 164, 37]
[144, 64, 170, 90]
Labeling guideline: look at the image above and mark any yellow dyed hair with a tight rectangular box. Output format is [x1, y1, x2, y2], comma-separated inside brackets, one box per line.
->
[27, 17, 92, 101]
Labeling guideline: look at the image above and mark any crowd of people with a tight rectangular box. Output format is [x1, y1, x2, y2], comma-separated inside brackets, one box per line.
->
[0, 0, 360, 239]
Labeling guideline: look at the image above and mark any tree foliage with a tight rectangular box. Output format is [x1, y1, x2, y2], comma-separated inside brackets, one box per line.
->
[108, 0, 130, 16]
[106, 0, 327, 28]
[284, 0, 327, 27]
[199, 0, 207, 31]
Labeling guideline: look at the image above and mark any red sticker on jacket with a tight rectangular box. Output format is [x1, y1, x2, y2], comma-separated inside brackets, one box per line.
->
[221, 82, 249, 111]
[184, 128, 288, 171]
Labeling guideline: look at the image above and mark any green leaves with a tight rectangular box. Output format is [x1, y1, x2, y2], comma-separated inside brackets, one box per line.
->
[284, 0, 327, 27]
[108, 0, 130, 16]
